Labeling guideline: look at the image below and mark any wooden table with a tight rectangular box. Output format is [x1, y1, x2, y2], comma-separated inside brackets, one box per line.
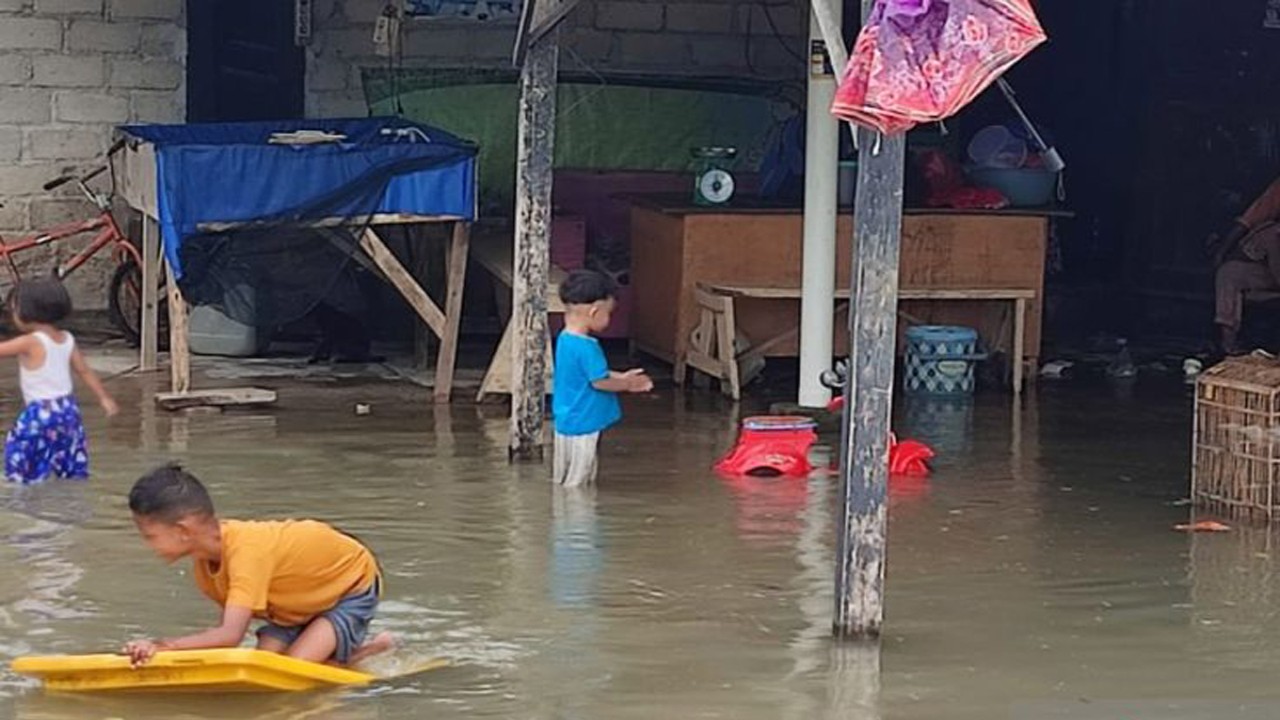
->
[628, 195, 1065, 374]
[678, 283, 1036, 400]
[116, 141, 472, 404]
[471, 229, 567, 402]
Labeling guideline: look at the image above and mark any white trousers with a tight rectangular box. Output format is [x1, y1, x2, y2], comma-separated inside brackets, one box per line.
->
[553, 432, 600, 487]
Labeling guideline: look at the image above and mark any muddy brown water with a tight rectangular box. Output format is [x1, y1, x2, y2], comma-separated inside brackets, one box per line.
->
[0, 365, 1269, 719]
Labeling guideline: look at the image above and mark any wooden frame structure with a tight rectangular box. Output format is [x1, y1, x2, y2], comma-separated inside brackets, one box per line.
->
[678, 284, 1035, 400]
[116, 143, 472, 405]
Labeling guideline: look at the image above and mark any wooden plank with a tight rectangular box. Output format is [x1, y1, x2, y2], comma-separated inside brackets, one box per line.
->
[1014, 296, 1027, 394]
[165, 259, 190, 395]
[509, 32, 558, 460]
[140, 215, 159, 371]
[358, 228, 447, 337]
[834, 107, 907, 641]
[704, 284, 1036, 301]
[470, 229, 566, 310]
[433, 222, 470, 403]
[156, 387, 277, 411]
[197, 213, 463, 233]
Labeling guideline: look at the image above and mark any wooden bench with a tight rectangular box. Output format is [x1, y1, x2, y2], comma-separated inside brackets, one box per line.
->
[675, 284, 1038, 400]
[472, 231, 568, 402]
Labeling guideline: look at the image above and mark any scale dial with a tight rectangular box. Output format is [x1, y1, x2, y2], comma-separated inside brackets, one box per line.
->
[699, 169, 735, 204]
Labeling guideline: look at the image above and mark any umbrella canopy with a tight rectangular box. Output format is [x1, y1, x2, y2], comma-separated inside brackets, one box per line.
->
[831, 0, 1047, 135]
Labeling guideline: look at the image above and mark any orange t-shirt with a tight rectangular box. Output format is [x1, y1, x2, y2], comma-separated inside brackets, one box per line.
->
[193, 519, 379, 627]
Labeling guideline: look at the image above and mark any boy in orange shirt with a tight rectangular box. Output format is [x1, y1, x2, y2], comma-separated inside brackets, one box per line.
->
[123, 464, 393, 667]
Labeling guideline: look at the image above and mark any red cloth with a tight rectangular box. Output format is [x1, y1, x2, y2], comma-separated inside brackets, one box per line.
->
[917, 148, 1008, 209]
[832, 0, 1047, 134]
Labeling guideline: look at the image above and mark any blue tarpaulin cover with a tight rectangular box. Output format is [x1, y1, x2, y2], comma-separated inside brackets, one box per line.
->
[119, 117, 477, 279]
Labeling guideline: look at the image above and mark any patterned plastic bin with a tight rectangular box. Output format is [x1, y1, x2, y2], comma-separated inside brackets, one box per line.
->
[903, 325, 984, 395]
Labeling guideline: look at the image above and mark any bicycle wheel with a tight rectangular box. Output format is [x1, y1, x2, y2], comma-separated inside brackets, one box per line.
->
[108, 259, 169, 349]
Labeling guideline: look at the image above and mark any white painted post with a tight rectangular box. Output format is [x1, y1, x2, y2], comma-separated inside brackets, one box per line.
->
[797, 1, 843, 409]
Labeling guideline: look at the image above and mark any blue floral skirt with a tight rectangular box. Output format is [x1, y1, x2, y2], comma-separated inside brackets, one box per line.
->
[5, 395, 89, 485]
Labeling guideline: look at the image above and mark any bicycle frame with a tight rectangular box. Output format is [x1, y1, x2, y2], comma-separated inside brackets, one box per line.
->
[0, 178, 142, 287]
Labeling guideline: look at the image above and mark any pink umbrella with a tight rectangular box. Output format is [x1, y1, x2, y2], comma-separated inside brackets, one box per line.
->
[831, 0, 1047, 135]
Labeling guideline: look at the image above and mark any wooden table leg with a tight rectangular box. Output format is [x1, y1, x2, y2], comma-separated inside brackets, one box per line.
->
[140, 216, 159, 372]
[433, 222, 470, 404]
[1013, 297, 1026, 395]
[359, 228, 447, 337]
[165, 259, 190, 395]
[717, 296, 741, 401]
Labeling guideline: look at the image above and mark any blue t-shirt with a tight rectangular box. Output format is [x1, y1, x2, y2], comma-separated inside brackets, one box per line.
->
[552, 331, 622, 436]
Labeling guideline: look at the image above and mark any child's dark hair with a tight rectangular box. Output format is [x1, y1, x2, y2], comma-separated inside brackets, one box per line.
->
[9, 276, 72, 325]
[559, 269, 617, 306]
[129, 463, 216, 523]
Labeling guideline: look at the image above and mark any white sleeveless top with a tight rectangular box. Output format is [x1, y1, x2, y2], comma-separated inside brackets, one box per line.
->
[21, 331, 75, 403]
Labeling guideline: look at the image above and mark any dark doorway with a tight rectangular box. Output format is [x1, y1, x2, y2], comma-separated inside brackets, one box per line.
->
[187, 0, 305, 122]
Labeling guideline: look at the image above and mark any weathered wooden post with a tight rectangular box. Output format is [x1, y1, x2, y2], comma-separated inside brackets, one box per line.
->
[510, 31, 558, 460]
[832, 1, 907, 636]
[509, 0, 578, 459]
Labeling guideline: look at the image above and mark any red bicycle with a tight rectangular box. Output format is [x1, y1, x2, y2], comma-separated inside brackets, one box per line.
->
[0, 141, 165, 345]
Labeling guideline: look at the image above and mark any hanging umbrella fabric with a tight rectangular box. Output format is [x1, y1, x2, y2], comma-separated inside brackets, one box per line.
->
[831, 0, 1047, 135]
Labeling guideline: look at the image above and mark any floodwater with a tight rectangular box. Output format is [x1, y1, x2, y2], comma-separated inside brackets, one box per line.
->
[0, 359, 1271, 719]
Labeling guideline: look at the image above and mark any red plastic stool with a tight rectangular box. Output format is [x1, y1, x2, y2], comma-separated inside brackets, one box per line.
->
[715, 416, 818, 477]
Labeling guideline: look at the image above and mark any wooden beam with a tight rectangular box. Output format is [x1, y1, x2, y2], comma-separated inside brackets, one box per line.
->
[509, 31, 558, 460]
[834, 34, 908, 638]
[433, 222, 471, 403]
[139, 215, 160, 372]
[165, 259, 191, 395]
[156, 387, 276, 411]
[358, 227, 447, 337]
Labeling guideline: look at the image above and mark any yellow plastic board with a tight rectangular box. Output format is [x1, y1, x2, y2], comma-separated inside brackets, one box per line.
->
[11, 649, 376, 693]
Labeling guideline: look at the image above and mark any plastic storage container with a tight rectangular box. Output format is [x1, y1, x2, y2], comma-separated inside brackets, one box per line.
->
[966, 167, 1059, 207]
[903, 325, 983, 395]
[189, 285, 270, 357]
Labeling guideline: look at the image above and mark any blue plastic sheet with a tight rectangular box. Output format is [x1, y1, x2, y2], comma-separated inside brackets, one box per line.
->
[119, 117, 477, 279]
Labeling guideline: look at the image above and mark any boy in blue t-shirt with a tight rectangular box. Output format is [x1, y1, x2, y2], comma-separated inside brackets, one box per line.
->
[552, 270, 652, 486]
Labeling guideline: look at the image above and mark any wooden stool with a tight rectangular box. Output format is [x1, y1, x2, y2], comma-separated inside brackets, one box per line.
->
[675, 285, 742, 400]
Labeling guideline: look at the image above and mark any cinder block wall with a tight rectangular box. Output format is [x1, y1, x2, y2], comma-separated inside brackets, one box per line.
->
[307, 0, 808, 118]
[0, 0, 184, 307]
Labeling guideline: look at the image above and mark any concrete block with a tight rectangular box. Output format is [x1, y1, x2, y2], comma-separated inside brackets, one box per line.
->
[342, 0, 385, 23]
[0, 163, 63, 197]
[35, 0, 104, 13]
[0, 199, 28, 233]
[109, 58, 181, 90]
[307, 59, 350, 92]
[0, 54, 34, 85]
[29, 197, 97, 228]
[690, 35, 744, 68]
[467, 28, 518, 59]
[324, 27, 378, 59]
[54, 91, 130, 123]
[67, 19, 142, 53]
[109, 0, 181, 20]
[130, 89, 182, 122]
[400, 27, 471, 59]
[738, 3, 805, 37]
[666, 3, 732, 33]
[0, 126, 22, 162]
[307, 91, 369, 119]
[618, 32, 692, 66]
[0, 18, 64, 51]
[140, 22, 184, 57]
[26, 127, 105, 160]
[595, 1, 663, 31]
[748, 38, 805, 76]
[0, 0, 31, 11]
[564, 29, 614, 63]
[0, 88, 53, 124]
[32, 55, 108, 88]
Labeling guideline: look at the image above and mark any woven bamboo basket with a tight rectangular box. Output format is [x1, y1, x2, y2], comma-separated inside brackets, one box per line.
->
[1193, 355, 1280, 519]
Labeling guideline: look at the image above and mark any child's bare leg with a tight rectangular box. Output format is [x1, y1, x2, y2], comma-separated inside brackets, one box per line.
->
[284, 617, 340, 664]
[256, 633, 290, 654]
[347, 632, 396, 665]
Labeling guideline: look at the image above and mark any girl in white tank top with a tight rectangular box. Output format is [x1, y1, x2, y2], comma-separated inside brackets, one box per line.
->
[0, 277, 117, 484]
